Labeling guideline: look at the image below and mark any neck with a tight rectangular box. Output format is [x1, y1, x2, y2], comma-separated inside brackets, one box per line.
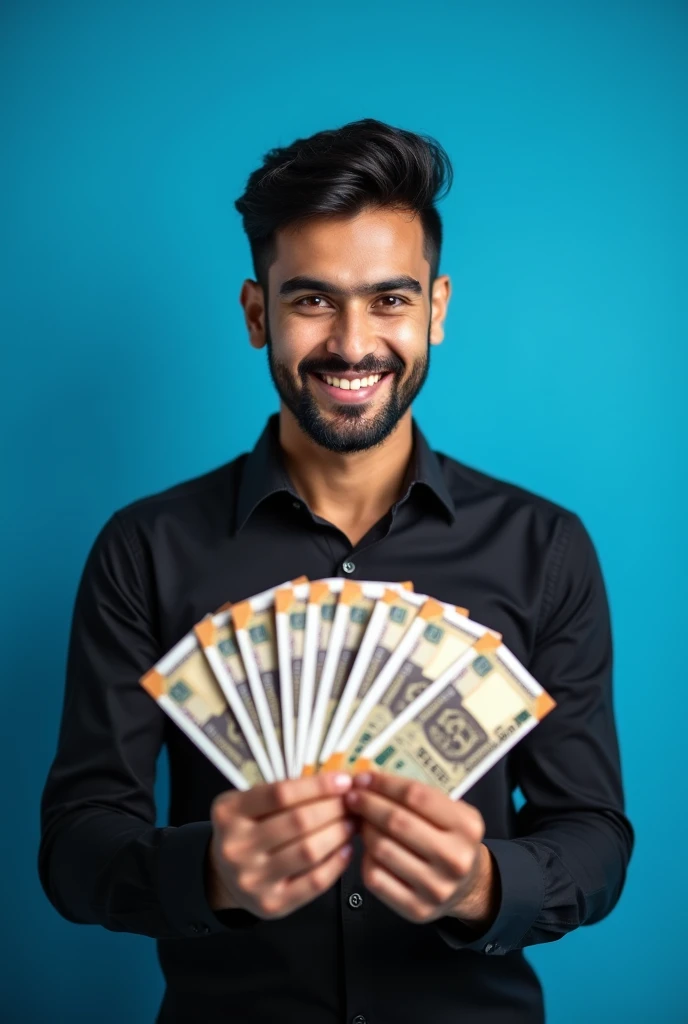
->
[279, 406, 414, 547]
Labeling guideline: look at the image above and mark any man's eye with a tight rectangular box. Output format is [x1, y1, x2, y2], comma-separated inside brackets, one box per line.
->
[377, 295, 404, 307]
[296, 296, 330, 308]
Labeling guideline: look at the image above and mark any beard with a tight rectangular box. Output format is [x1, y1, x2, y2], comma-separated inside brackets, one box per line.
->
[266, 323, 432, 454]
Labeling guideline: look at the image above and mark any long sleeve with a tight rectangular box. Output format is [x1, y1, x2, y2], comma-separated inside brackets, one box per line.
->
[436, 512, 635, 954]
[38, 513, 247, 939]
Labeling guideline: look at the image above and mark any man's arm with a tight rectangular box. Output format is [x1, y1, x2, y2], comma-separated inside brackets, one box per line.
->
[436, 512, 635, 954]
[38, 513, 244, 939]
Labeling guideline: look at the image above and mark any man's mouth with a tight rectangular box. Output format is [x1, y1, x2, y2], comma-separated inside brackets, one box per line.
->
[310, 371, 393, 404]
[319, 372, 385, 391]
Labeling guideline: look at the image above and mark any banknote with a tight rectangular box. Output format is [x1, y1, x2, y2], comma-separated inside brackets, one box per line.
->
[140, 628, 264, 790]
[320, 588, 428, 769]
[195, 613, 276, 783]
[303, 580, 412, 775]
[209, 605, 268, 750]
[355, 631, 556, 799]
[325, 598, 484, 772]
[293, 580, 342, 777]
[275, 580, 310, 778]
[232, 588, 291, 779]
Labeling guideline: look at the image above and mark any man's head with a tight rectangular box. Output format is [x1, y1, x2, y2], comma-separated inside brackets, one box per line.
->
[235, 118, 453, 454]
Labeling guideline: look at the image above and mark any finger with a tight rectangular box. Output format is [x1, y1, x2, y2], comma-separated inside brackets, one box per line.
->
[361, 822, 460, 907]
[260, 838, 354, 917]
[360, 851, 435, 924]
[263, 817, 356, 883]
[346, 787, 443, 863]
[255, 796, 351, 854]
[349, 788, 479, 875]
[354, 772, 484, 838]
[210, 790, 254, 841]
[284, 840, 354, 908]
[236, 772, 353, 820]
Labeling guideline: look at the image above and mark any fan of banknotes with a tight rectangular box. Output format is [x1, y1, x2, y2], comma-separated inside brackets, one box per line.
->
[139, 577, 556, 801]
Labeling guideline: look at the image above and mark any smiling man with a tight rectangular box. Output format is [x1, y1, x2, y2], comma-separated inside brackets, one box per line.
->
[39, 119, 634, 1024]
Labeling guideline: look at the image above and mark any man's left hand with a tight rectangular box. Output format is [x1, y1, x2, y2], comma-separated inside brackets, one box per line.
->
[345, 771, 499, 928]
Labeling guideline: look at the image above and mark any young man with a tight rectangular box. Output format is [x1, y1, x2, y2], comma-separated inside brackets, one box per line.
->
[39, 118, 634, 1024]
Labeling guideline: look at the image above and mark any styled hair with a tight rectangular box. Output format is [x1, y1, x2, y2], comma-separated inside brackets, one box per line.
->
[234, 118, 453, 293]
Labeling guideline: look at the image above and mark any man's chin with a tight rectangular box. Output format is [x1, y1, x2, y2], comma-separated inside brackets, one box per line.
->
[294, 402, 402, 454]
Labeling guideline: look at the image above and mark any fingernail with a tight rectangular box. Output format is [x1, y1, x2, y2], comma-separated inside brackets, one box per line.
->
[345, 790, 360, 806]
[333, 773, 352, 790]
[340, 843, 353, 858]
[345, 819, 356, 835]
[354, 772, 373, 788]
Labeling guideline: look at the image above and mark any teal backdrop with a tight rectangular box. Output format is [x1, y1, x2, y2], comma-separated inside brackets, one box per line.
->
[2, 1, 686, 1021]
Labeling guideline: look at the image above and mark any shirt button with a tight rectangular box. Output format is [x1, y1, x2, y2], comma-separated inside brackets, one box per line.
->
[189, 923, 210, 936]
[342, 560, 356, 574]
[348, 892, 363, 909]
[484, 941, 495, 953]
[292, 500, 301, 509]
[352, 1017, 367, 1024]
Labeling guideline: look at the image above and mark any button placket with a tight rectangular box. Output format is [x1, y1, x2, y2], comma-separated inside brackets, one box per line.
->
[340, 843, 370, 1024]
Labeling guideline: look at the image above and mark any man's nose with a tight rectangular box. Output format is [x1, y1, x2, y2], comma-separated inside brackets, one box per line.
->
[324, 304, 377, 366]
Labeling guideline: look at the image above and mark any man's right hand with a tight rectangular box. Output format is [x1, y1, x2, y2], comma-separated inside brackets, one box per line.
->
[206, 772, 356, 920]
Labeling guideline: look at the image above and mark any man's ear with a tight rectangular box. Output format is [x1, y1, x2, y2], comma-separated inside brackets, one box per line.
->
[429, 274, 451, 346]
[240, 279, 267, 350]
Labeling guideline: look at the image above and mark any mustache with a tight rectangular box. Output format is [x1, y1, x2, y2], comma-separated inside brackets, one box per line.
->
[299, 353, 405, 377]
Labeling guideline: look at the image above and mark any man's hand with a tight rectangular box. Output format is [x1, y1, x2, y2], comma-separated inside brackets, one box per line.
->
[345, 771, 499, 928]
[207, 773, 355, 920]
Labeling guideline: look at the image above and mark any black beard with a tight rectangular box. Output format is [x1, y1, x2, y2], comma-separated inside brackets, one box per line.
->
[266, 326, 431, 454]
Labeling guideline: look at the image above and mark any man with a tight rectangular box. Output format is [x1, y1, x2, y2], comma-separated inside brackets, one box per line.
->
[39, 118, 634, 1024]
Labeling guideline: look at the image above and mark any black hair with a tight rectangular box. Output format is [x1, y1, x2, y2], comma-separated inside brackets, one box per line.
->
[234, 118, 453, 293]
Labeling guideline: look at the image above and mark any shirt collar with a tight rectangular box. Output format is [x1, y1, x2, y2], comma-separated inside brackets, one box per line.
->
[406, 421, 456, 523]
[235, 413, 456, 532]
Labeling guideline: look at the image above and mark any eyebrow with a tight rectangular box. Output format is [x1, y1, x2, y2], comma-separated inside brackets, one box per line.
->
[278, 275, 423, 298]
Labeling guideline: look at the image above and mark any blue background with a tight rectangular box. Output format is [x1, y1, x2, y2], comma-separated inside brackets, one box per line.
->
[2, 1, 686, 1020]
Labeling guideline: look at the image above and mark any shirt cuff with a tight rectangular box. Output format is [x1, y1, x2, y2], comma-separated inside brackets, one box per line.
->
[157, 821, 259, 937]
[434, 837, 545, 955]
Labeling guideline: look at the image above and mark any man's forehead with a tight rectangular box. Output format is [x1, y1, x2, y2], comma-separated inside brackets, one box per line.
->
[270, 207, 429, 289]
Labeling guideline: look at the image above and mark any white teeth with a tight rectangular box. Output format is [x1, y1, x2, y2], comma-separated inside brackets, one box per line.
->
[321, 373, 383, 390]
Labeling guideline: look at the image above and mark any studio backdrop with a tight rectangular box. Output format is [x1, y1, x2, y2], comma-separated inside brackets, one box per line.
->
[2, 1, 686, 1021]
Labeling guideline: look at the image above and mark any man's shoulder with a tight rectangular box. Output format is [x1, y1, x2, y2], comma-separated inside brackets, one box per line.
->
[435, 447, 579, 525]
[112, 450, 248, 531]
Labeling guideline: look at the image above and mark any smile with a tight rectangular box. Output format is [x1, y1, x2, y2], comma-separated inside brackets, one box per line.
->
[321, 373, 382, 390]
[311, 371, 392, 404]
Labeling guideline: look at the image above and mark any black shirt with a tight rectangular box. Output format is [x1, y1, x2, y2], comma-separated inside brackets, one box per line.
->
[39, 413, 634, 1024]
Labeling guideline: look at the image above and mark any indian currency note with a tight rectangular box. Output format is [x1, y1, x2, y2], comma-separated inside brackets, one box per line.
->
[303, 580, 413, 775]
[293, 579, 342, 777]
[320, 588, 429, 770]
[232, 588, 290, 780]
[275, 581, 309, 778]
[140, 628, 264, 790]
[195, 613, 276, 783]
[203, 578, 306, 783]
[326, 598, 486, 772]
[355, 631, 556, 799]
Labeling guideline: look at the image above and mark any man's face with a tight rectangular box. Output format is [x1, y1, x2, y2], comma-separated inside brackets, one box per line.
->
[243, 206, 450, 454]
